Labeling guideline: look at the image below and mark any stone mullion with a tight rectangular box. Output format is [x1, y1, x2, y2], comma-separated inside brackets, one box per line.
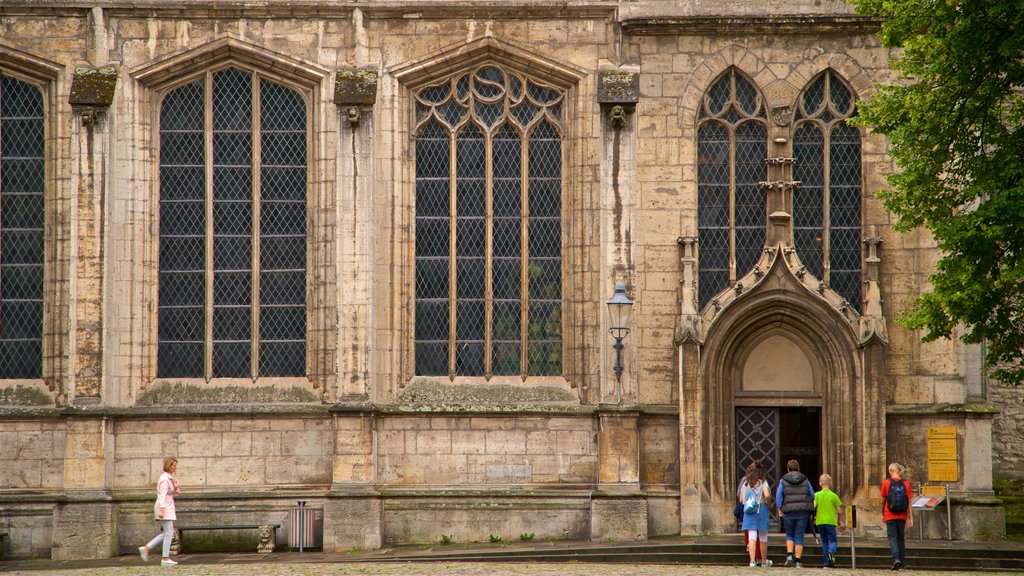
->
[447, 128, 457, 378]
[727, 124, 736, 284]
[519, 126, 529, 378]
[204, 73, 215, 380]
[822, 122, 832, 286]
[483, 131, 494, 376]
[251, 75, 262, 379]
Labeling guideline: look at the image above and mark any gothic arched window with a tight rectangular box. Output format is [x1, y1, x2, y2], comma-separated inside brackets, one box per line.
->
[0, 74, 44, 379]
[697, 68, 768, 310]
[158, 67, 308, 379]
[793, 70, 862, 312]
[414, 66, 563, 378]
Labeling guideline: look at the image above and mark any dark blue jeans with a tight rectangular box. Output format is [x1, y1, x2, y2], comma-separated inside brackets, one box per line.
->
[818, 524, 837, 565]
[886, 519, 906, 563]
[783, 515, 809, 545]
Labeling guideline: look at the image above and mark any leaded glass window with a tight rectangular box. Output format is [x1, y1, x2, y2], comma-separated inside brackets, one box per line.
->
[158, 67, 307, 379]
[0, 74, 44, 379]
[414, 65, 563, 378]
[793, 70, 862, 312]
[697, 68, 768, 310]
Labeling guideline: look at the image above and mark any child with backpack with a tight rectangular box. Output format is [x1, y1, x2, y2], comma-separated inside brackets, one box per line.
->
[881, 462, 913, 570]
[813, 473, 844, 568]
[739, 460, 773, 567]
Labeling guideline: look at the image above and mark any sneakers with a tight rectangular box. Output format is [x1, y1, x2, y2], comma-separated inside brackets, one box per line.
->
[795, 561, 803, 568]
[161, 558, 178, 566]
[891, 560, 904, 571]
[762, 559, 773, 567]
[785, 555, 795, 567]
[138, 546, 150, 562]
[750, 561, 759, 567]
[828, 551, 836, 567]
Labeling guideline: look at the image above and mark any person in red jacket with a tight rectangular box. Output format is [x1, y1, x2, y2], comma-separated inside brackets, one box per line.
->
[880, 462, 913, 570]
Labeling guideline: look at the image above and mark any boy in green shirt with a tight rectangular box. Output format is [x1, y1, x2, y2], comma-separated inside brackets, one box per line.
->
[814, 473, 844, 568]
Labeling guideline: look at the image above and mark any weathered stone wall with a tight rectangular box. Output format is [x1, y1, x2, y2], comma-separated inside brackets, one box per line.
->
[0, 420, 65, 490]
[0, 0, 1020, 559]
[377, 415, 597, 486]
[991, 384, 1024, 480]
[112, 416, 333, 489]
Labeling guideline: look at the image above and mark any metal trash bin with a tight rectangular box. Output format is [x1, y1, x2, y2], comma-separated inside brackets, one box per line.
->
[287, 501, 315, 551]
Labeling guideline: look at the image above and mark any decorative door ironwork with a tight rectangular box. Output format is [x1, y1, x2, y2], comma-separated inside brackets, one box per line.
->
[736, 407, 779, 489]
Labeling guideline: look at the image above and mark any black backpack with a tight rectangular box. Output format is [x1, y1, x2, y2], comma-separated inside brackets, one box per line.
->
[887, 479, 909, 513]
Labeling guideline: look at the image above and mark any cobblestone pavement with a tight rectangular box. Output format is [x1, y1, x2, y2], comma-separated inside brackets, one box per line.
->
[6, 562, 1024, 576]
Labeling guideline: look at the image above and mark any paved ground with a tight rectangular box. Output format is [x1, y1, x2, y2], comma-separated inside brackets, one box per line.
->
[6, 563, 1024, 576]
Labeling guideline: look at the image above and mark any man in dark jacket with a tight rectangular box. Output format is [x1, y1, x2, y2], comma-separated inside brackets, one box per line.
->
[775, 459, 815, 567]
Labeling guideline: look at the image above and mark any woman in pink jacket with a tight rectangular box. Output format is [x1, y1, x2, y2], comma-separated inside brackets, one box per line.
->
[139, 457, 180, 566]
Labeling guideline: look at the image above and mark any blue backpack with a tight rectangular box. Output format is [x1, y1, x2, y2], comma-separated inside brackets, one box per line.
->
[742, 483, 762, 514]
[887, 479, 909, 513]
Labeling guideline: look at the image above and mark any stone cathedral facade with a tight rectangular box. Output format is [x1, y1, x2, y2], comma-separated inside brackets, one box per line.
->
[0, 0, 1014, 560]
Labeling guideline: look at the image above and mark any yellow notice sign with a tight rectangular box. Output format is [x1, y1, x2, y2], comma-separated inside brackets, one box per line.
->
[929, 460, 958, 482]
[927, 426, 958, 482]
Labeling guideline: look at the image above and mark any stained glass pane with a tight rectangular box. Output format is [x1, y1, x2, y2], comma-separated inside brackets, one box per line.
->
[795, 71, 862, 312]
[802, 75, 825, 118]
[158, 79, 205, 378]
[415, 121, 450, 376]
[697, 68, 767, 309]
[527, 121, 561, 376]
[455, 124, 485, 376]
[414, 67, 563, 378]
[158, 70, 309, 380]
[793, 123, 825, 278]
[259, 79, 307, 377]
[734, 123, 767, 277]
[734, 74, 760, 117]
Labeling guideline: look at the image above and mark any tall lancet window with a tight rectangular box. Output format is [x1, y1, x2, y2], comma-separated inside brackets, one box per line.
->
[414, 66, 564, 378]
[0, 74, 44, 379]
[793, 70, 862, 312]
[158, 67, 308, 379]
[697, 68, 768, 310]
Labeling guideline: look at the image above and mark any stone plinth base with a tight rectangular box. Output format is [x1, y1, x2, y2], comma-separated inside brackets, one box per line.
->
[590, 495, 648, 542]
[51, 501, 117, 560]
[323, 495, 382, 551]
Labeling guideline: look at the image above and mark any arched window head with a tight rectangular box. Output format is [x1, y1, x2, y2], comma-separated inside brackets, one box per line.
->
[0, 74, 44, 379]
[696, 68, 768, 310]
[793, 70, 862, 312]
[157, 67, 308, 379]
[414, 65, 564, 378]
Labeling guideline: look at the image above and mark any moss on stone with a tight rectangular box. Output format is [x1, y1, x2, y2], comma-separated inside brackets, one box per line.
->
[69, 66, 118, 107]
[397, 381, 574, 407]
[334, 66, 378, 106]
[0, 386, 53, 406]
[136, 383, 317, 406]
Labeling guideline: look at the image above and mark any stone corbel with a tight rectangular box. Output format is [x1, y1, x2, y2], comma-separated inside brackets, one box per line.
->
[69, 65, 118, 125]
[334, 66, 379, 124]
[598, 70, 640, 130]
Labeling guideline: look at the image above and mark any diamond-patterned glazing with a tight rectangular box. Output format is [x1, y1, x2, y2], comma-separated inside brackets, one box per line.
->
[794, 70, 862, 312]
[159, 69, 308, 379]
[413, 66, 563, 377]
[697, 68, 768, 311]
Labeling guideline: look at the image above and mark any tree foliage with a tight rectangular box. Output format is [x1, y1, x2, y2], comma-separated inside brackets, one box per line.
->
[850, 0, 1024, 384]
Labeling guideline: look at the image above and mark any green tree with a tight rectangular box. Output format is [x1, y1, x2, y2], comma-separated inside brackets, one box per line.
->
[850, 0, 1024, 384]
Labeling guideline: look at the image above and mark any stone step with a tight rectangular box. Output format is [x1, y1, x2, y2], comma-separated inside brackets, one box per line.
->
[357, 538, 1024, 572]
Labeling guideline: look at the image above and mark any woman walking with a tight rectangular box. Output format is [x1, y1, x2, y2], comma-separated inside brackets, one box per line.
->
[139, 457, 180, 566]
[739, 460, 773, 567]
